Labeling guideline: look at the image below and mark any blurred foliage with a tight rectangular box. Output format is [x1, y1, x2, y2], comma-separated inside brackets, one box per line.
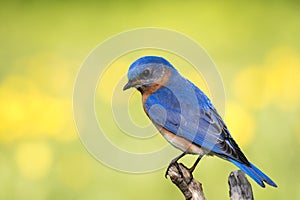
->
[1, 0, 300, 199]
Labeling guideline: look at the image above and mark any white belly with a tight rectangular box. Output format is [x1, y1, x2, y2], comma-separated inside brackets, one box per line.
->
[159, 126, 209, 156]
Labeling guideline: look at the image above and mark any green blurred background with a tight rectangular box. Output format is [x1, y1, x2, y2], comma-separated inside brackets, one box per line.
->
[1, 0, 300, 199]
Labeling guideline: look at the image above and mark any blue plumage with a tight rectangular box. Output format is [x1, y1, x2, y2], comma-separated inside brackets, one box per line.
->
[229, 159, 277, 187]
[123, 56, 277, 188]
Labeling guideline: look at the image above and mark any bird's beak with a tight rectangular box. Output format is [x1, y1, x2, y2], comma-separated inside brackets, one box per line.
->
[123, 79, 142, 91]
[123, 80, 134, 91]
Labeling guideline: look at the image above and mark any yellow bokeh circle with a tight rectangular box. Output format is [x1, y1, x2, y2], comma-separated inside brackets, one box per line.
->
[15, 142, 53, 180]
[225, 102, 255, 147]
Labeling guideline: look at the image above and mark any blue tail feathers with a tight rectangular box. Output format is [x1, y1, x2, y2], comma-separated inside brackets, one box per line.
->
[229, 158, 277, 188]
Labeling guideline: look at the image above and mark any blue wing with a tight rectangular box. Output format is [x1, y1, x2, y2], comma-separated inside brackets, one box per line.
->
[144, 80, 249, 165]
[144, 79, 277, 187]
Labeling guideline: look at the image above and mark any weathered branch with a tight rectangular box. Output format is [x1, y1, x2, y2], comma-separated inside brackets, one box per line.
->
[228, 170, 254, 200]
[167, 163, 206, 200]
[167, 163, 253, 200]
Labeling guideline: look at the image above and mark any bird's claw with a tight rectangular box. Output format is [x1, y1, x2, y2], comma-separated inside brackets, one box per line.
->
[165, 161, 184, 178]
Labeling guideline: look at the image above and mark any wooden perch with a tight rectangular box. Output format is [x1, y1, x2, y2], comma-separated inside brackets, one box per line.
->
[168, 163, 206, 200]
[167, 163, 253, 200]
[228, 170, 254, 200]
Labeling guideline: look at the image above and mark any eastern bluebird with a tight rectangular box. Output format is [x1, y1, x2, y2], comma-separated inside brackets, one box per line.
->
[123, 56, 277, 188]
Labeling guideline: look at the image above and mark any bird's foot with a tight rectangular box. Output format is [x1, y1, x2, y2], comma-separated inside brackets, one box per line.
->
[165, 152, 186, 178]
[166, 162, 195, 185]
[165, 161, 184, 178]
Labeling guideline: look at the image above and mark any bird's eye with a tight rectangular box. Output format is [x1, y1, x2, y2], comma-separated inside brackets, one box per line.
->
[142, 69, 150, 77]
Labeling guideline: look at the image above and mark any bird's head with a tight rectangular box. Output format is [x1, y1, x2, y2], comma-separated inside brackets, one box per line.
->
[123, 56, 175, 91]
